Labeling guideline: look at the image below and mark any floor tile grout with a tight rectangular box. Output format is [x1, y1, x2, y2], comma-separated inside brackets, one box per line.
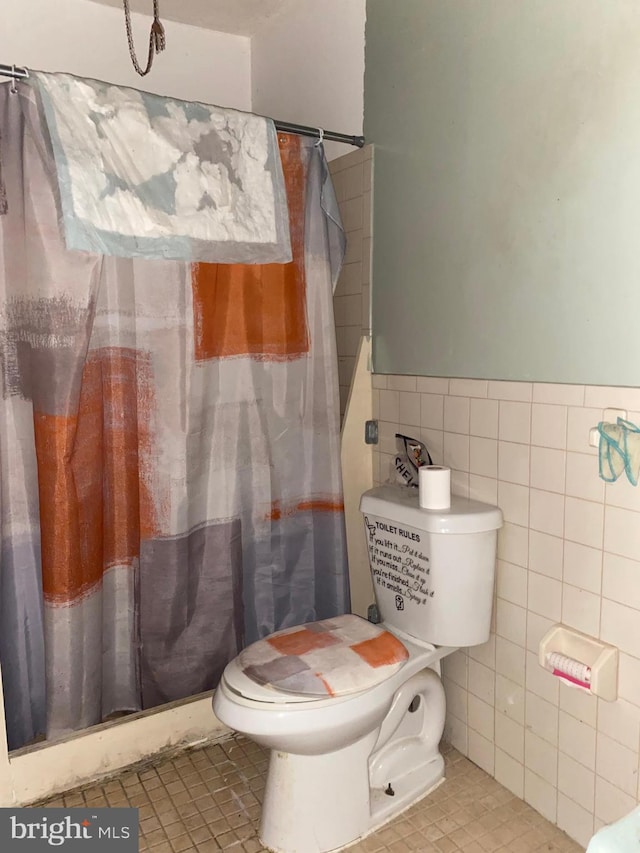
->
[33, 738, 583, 852]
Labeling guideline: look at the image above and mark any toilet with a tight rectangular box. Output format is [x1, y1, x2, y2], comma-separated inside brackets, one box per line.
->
[587, 804, 640, 851]
[213, 483, 502, 853]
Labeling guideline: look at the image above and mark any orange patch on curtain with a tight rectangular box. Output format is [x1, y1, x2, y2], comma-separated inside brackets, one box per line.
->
[191, 133, 309, 361]
[268, 628, 339, 657]
[34, 347, 161, 604]
[266, 498, 345, 521]
[351, 633, 409, 669]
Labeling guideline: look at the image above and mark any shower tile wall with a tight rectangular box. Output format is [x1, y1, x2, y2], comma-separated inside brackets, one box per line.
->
[371, 376, 640, 848]
[329, 146, 373, 420]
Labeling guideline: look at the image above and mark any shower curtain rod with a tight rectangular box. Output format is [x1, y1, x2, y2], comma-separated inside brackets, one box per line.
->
[0, 64, 365, 148]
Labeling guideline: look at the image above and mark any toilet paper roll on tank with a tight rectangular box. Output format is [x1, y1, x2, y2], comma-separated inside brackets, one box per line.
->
[418, 465, 451, 510]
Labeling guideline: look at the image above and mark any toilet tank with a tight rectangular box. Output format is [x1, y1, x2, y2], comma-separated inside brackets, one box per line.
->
[360, 485, 502, 647]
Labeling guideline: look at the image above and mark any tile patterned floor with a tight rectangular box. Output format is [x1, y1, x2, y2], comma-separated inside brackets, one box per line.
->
[37, 737, 583, 852]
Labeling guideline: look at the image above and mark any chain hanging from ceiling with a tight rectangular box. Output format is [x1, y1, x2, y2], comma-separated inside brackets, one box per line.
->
[122, 0, 166, 77]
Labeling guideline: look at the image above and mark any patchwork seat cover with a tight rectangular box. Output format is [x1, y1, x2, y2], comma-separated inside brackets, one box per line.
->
[237, 614, 409, 698]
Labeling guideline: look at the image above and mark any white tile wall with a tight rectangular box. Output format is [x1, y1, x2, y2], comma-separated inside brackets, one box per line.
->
[370, 375, 640, 844]
[329, 146, 373, 419]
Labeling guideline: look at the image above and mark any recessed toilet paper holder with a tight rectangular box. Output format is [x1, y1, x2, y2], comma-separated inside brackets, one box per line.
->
[538, 624, 618, 701]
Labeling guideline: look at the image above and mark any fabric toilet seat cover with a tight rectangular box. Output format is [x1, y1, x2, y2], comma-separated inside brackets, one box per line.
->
[237, 614, 409, 698]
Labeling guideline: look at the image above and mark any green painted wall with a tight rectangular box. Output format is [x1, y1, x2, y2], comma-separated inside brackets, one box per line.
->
[365, 0, 640, 384]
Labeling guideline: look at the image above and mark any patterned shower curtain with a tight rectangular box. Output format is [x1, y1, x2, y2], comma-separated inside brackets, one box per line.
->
[0, 82, 349, 751]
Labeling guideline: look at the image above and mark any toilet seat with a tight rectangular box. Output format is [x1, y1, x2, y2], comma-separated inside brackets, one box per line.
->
[222, 658, 330, 704]
[221, 631, 445, 709]
[235, 614, 409, 700]
[214, 634, 452, 759]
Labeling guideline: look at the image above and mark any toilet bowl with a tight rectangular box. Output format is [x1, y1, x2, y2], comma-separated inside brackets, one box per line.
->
[213, 484, 502, 853]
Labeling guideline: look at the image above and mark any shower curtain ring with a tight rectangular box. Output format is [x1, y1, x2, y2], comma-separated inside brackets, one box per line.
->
[315, 128, 324, 147]
[10, 66, 18, 94]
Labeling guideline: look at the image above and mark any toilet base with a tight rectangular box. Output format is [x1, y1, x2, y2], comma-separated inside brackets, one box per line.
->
[260, 730, 379, 853]
[369, 750, 444, 830]
[259, 736, 445, 853]
[259, 668, 447, 853]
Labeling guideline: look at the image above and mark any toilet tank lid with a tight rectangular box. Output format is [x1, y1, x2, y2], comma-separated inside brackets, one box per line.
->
[360, 484, 503, 534]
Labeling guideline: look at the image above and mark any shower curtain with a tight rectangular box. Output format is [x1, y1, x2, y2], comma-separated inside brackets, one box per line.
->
[0, 82, 349, 751]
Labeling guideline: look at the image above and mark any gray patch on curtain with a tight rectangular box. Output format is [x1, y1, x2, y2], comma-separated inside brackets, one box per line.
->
[0, 536, 46, 750]
[242, 510, 350, 646]
[139, 519, 244, 708]
[0, 294, 92, 410]
[44, 565, 140, 741]
[309, 143, 346, 291]
[101, 563, 141, 719]
[0, 128, 7, 215]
